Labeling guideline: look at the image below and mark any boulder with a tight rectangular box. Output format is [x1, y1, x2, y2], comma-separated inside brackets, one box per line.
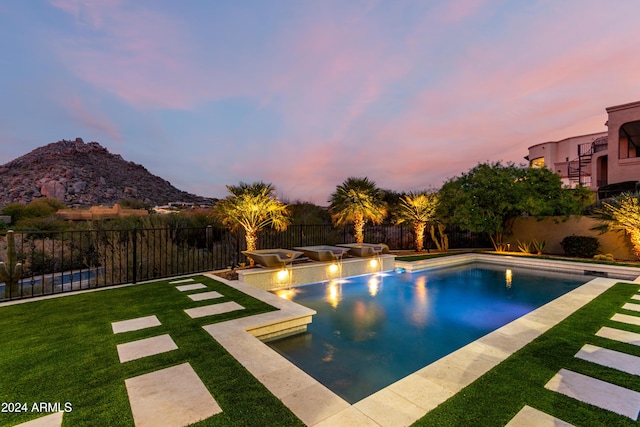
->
[40, 180, 66, 200]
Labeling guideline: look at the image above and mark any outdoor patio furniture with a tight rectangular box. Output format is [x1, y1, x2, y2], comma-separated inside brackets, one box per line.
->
[336, 243, 389, 257]
[241, 249, 304, 268]
[293, 245, 350, 261]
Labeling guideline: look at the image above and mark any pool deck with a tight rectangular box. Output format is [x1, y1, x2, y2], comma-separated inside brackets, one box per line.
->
[203, 254, 640, 426]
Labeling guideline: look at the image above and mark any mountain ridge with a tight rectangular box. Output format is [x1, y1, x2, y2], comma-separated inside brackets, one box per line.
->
[0, 138, 214, 207]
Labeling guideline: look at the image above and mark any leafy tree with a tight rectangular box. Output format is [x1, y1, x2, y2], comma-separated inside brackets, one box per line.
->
[214, 182, 290, 266]
[438, 162, 585, 251]
[395, 191, 439, 252]
[287, 202, 331, 225]
[1, 199, 69, 231]
[118, 198, 149, 210]
[328, 177, 387, 243]
[591, 192, 640, 260]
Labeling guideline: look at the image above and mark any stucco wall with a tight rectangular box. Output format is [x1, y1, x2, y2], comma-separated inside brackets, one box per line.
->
[511, 216, 635, 261]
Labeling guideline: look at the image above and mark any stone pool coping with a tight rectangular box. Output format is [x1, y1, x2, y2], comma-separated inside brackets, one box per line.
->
[204, 255, 640, 426]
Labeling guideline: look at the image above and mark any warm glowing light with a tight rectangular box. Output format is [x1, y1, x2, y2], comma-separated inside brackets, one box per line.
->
[275, 289, 297, 300]
[369, 259, 378, 268]
[368, 276, 379, 296]
[326, 281, 341, 308]
[329, 263, 339, 274]
[277, 269, 289, 281]
[505, 269, 513, 288]
[415, 275, 428, 305]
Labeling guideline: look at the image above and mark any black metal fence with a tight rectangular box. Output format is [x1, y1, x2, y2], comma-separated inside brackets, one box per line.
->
[0, 224, 490, 301]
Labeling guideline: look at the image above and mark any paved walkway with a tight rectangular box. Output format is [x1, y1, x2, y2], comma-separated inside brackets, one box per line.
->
[508, 289, 640, 425]
[107, 277, 243, 426]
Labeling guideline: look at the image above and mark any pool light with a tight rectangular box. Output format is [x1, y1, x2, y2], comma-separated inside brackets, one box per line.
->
[277, 269, 289, 281]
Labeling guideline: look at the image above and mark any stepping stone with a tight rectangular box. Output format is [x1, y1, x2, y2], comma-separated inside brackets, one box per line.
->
[188, 291, 223, 302]
[117, 334, 178, 363]
[612, 313, 640, 327]
[505, 405, 574, 427]
[184, 301, 244, 319]
[622, 302, 640, 313]
[176, 283, 207, 292]
[169, 278, 195, 284]
[575, 344, 640, 376]
[545, 368, 640, 420]
[14, 412, 63, 427]
[112, 315, 161, 334]
[596, 326, 640, 346]
[632, 295, 640, 301]
[125, 362, 221, 427]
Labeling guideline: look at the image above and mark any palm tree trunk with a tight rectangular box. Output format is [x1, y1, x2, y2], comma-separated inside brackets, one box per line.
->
[354, 214, 365, 244]
[245, 230, 257, 267]
[414, 222, 426, 252]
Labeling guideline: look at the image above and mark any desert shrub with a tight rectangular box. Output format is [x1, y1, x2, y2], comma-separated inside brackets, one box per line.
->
[560, 235, 599, 258]
[531, 238, 546, 255]
[517, 240, 532, 254]
[593, 253, 615, 262]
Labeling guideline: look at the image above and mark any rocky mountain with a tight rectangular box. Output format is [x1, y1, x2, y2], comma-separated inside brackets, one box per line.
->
[0, 138, 214, 207]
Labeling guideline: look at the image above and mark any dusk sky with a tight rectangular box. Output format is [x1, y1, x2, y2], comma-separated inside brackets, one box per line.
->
[1, 1, 639, 204]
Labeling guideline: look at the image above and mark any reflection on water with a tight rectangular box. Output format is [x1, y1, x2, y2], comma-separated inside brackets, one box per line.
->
[326, 280, 342, 308]
[269, 263, 589, 403]
[409, 275, 430, 327]
[275, 288, 299, 300]
[368, 276, 380, 296]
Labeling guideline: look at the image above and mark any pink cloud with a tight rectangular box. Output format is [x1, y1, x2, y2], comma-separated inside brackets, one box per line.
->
[60, 94, 123, 142]
[50, 0, 219, 109]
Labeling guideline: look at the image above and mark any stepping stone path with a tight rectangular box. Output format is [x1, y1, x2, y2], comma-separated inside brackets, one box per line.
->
[575, 344, 640, 376]
[612, 313, 640, 327]
[117, 334, 178, 363]
[14, 412, 64, 427]
[595, 326, 640, 346]
[112, 315, 161, 334]
[506, 405, 575, 427]
[507, 287, 640, 424]
[188, 290, 224, 302]
[106, 277, 247, 425]
[545, 369, 640, 419]
[126, 363, 222, 427]
[184, 301, 244, 319]
[169, 278, 195, 284]
[175, 283, 207, 292]
[622, 302, 640, 312]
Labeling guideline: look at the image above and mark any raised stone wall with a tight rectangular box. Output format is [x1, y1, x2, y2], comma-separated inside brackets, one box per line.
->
[511, 216, 635, 260]
[238, 254, 396, 290]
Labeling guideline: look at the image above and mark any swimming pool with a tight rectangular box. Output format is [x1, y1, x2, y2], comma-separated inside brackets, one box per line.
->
[268, 262, 594, 403]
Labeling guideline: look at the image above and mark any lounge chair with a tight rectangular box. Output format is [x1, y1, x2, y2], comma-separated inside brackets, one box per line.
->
[242, 249, 304, 268]
[293, 245, 350, 261]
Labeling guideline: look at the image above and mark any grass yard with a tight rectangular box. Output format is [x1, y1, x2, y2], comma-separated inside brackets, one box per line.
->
[414, 281, 640, 426]
[0, 275, 305, 427]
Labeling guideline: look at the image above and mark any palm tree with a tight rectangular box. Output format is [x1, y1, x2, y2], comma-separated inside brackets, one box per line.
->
[329, 177, 387, 243]
[591, 192, 640, 260]
[396, 191, 439, 252]
[214, 182, 290, 266]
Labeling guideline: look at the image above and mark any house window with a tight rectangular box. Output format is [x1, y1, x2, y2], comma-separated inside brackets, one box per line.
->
[530, 157, 545, 168]
[619, 120, 640, 159]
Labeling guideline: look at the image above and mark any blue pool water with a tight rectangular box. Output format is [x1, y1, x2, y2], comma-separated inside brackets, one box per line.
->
[268, 262, 592, 403]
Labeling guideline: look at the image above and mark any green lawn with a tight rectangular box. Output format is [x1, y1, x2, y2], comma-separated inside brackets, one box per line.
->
[0, 275, 304, 427]
[414, 281, 640, 426]
[2, 272, 639, 426]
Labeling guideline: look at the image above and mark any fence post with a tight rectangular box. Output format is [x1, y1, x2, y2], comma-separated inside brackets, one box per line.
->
[132, 227, 137, 284]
